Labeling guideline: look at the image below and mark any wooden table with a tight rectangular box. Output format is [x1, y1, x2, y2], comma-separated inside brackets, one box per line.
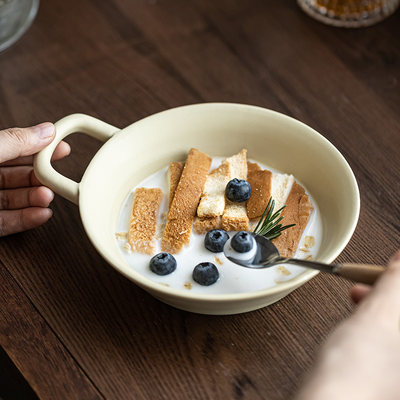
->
[0, 1, 399, 399]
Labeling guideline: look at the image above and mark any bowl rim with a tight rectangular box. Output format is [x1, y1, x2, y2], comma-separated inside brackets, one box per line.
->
[79, 102, 360, 302]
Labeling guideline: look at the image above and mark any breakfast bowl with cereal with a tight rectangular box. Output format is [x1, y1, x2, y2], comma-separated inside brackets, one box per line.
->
[34, 103, 360, 315]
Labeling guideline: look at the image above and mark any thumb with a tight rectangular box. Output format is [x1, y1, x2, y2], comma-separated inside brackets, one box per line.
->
[0, 123, 55, 164]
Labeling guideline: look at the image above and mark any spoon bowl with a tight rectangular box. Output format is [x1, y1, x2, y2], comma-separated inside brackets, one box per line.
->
[225, 233, 280, 268]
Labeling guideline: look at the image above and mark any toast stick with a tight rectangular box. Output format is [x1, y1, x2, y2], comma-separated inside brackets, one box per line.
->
[168, 161, 184, 208]
[222, 149, 249, 231]
[197, 162, 230, 217]
[128, 188, 163, 254]
[247, 161, 261, 175]
[272, 181, 314, 258]
[247, 169, 272, 219]
[193, 216, 222, 234]
[161, 148, 211, 253]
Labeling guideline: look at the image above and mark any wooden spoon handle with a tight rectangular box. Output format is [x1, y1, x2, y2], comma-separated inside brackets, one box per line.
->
[335, 263, 386, 285]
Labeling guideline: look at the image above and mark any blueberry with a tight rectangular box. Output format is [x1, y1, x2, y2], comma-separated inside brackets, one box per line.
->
[149, 252, 177, 275]
[193, 262, 219, 286]
[231, 231, 254, 253]
[204, 229, 229, 253]
[225, 179, 251, 202]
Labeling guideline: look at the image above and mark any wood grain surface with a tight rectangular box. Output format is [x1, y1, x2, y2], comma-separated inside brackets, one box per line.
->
[0, 0, 399, 399]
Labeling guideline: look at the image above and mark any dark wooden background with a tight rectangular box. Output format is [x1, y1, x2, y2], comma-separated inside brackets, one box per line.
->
[0, 1, 399, 399]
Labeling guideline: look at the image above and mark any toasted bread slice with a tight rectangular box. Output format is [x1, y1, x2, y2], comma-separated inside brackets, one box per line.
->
[272, 181, 314, 258]
[222, 149, 248, 230]
[197, 149, 247, 219]
[271, 173, 294, 211]
[227, 149, 247, 179]
[247, 161, 261, 174]
[161, 148, 211, 253]
[222, 201, 249, 231]
[197, 162, 230, 217]
[128, 188, 163, 255]
[247, 169, 272, 219]
[193, 216, 222, 234]
[168, 161, 184, 208]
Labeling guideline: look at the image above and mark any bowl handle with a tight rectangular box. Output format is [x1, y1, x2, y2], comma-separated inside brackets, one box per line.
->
[34, 113, 120, 204]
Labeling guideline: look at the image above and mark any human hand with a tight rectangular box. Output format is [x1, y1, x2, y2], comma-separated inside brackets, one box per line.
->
[296, 252, 400, 400]
[0, 123, 70, 236]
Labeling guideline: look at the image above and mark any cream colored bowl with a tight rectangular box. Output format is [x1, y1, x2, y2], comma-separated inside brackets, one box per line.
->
[34, 103, 360, 315]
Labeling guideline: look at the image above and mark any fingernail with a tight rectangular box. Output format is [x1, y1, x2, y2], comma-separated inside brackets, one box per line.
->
[34, 122, 55, 139]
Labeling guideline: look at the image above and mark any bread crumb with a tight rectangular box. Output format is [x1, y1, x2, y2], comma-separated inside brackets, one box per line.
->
[305, 254, 313, 260]
[158, 282, 170, 287]
[303, 236, 315, 249]
[115, 232, 127, 241]
[277, 265, 291, 276]
[214, 256, 223, 266]
[300, 248, 310, 253]
[123, 242, 132, 253]
[184, 282, 192, 290]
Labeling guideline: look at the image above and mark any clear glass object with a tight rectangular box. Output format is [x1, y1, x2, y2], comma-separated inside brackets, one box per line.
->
[0, 0, 39, 52]
[297, 0, 400, 27]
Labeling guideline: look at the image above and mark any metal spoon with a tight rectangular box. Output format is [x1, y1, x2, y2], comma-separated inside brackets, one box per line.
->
[224, 233, 385, 285]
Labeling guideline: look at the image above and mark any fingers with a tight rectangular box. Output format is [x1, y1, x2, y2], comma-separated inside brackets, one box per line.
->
[0, 166, 37, 189]
[0, 122, 58, 236]
[0, 140, 71, 166]
[350, 284, 372, 304]
[0, 207, 53, 236]
[0, 123, 55, 164]
[51, 140, 71, 161]
[0, 187, 54, 210]
[356, 251, 400, 326]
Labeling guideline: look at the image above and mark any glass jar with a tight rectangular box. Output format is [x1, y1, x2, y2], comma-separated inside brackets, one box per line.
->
[0, 0, 40, 52]
[297, 0, 400, 27]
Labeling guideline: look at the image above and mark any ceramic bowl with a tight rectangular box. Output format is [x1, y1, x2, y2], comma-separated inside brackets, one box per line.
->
[34, 103, 360, 315]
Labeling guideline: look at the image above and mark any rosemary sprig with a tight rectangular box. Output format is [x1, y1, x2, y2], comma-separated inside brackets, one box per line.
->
[253, 197, 296, 240]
